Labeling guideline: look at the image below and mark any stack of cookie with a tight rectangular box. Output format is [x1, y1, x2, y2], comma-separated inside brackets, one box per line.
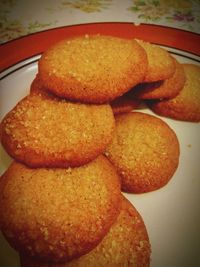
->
[0, 35, 152, 267]
[104, 39, 200, 194]
[105, 39, 183, 194]
[131, 40, 200, 122]
[1, 34, 199, 266]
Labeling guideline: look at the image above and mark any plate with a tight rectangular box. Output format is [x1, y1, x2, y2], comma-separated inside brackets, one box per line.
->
[0, 23, 200, 267]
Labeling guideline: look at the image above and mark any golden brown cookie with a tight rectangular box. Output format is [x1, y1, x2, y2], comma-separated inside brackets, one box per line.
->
[0, 92, 115, 168]
[136, 39, 175, 82]
[0, 156, 121, 262]
[20, 196, 151, 267]
[105, 112, 180, 193]
[133, 57, 186, 99]
[111, 93, 141, 115]
[148, 64, 200, 122]
[38, 35, 148, 103]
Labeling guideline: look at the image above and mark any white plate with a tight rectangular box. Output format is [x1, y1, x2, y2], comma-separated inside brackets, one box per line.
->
[0, 49, 200, 267]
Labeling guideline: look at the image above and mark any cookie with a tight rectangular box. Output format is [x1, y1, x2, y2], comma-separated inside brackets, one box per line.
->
[133, 57, 186, 99]
[20, 196, 151, 267]
[111, 93, 141, 115]
[105, 112, 180, 193]
[136, 39, 175, 82]
[0, 92, 115, 168]
[148, 64, 200, 122]
[0, 156, 121, 262]
[38, 35, 148, 103]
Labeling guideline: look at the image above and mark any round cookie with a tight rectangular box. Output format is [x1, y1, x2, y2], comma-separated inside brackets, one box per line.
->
[136, 39, 175, 82]
[38, 35, 148, 103]
[148, 64, 200, 122]
[0, 156, 121, 262]
[0, 92, 115, 168]
[111, 93, 141, 115]
[20, 196, 151, 267]
[105, 112, 180, 193]
[133, 57, 186, 99]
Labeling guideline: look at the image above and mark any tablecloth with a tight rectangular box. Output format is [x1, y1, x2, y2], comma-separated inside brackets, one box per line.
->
[1, 0, 200, 44]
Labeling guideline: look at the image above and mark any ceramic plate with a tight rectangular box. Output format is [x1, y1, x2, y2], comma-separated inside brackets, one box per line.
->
[0, 23, 200, 267]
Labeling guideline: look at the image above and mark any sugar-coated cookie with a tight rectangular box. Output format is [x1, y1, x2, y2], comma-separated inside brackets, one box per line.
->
[38, 35, 148, 103]
[136, 39, 175, 82]
[105, 112, 180, 193]
[148, 64, 200, 122]
[0, 156, 121, 262]
[20, 196, 151, 267]
[133, 57, 186, 99]
[0, 92, 115, 168]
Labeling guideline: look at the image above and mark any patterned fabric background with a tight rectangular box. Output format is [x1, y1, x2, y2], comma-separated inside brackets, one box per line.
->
[0, 0, 200, 43]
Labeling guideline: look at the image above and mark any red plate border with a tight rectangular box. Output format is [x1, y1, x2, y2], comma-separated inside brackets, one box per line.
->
[0, 22, 200, 73]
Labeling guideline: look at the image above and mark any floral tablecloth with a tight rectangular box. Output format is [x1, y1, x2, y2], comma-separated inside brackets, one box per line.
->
[1, 0, 200, 44]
